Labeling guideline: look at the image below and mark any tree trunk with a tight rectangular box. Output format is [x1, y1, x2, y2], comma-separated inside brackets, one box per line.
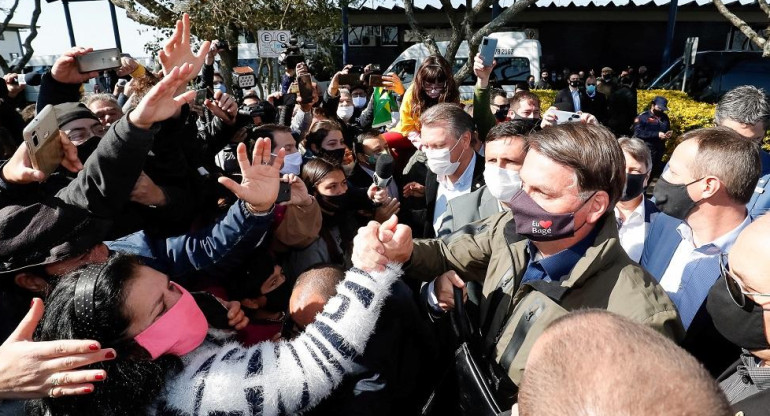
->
[403, 0, 441, 56]
[10, 0, 41, 73]
[0, 0, 20, 73]
[713, 0, 769, 56]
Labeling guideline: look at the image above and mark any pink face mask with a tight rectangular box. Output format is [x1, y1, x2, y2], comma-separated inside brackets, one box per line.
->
[134, 282, 208, 360]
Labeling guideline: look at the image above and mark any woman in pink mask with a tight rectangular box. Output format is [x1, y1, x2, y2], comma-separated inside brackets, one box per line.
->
[27, 253, 402, 415]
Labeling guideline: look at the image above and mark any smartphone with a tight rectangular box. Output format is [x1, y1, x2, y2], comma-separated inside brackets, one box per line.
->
[552, 110, 582, 124]
[298, 74, 314, 104]
[276, 181, 292, 204]
[76, 48, 121, 73]
[479, 37, 498, 67]
[17, 74, 25, 86]
[23, 104, 62, 177]
[195, 89, 207, 106]
[191, 291, 231, 329]
[369, 74, 384, 88]
[338, 73, 362, 86]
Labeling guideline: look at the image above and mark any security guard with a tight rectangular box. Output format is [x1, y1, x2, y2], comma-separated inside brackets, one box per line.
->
[633, 96, 672, 179]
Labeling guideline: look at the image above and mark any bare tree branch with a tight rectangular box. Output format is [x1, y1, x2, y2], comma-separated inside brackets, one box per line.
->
[10, 0, 41, 73]
[110, 0, 161, 26]
[403, 0, 440, 56]
[472, 0, 495, 15]
[440, 0, 464, 62]
[758, 0, 770, 21]
[0, 0, 20, 73]
[713, 0, 768, 56]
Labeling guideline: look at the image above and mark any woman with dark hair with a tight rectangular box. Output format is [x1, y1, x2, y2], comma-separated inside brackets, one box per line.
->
[303, 119, 350, 164]
[391, 55, 460, 148]
[28, 252, 402, 415]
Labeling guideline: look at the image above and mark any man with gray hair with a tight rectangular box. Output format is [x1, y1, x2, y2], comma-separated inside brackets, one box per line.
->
[714, 85, 770, 217]
[411, 102, 485, 238]
[516, 310, 731, 416]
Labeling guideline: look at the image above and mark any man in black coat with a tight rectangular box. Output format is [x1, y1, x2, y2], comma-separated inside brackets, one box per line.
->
[606, 76, 638, 137]
[709, 215, 770, 416]
[583, 75, 608, 124]
[553, 73, 589, 113]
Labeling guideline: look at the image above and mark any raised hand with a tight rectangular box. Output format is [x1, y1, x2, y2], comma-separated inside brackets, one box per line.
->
[128, 64, 197, 129]
[115, 56, 140, 77]
[473, 53, 496, 89]
[377, 214, 413, 264]
[281, 174, 313, 207]
[51, 47, 99, 84]
[352, 220, 389, 272]
[158, 13, 211, 84]
[204, 90, 237, 125]
[1, 132, 82, 184]
[382, 73, 405, 95]
[0, 298, 115, 400]
[217, 138, 286, 212]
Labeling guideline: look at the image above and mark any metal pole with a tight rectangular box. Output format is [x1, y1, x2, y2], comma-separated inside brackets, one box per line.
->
[492, 0, 501, 19]
[107, 0, 123, 51]
[661, 0, 678, 68]
[62, 0, 76, 47]
[342, 4, 349, 65]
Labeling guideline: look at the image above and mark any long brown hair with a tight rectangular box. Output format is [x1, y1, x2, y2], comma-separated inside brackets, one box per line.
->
[410, 55, 460, 130]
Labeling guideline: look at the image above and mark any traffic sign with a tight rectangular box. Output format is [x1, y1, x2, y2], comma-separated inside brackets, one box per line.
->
[257, 30, 291, 58]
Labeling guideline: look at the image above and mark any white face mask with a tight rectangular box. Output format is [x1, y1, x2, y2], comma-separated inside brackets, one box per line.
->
[483, 165, 522, 203]
[424, 138, 464, 177]
[337, 105, 355, 122]
[352, 96, 367, 108]
[280, 151, 303, 176]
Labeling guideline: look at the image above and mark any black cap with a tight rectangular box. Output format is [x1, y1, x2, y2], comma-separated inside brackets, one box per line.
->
[54, 102, 100, 129]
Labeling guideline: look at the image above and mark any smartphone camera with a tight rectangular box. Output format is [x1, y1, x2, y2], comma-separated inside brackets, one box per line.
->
[31, 131, 39, 147]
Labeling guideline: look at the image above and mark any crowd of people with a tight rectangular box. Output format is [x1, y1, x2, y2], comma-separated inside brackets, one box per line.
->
[1, 12, 770, 416]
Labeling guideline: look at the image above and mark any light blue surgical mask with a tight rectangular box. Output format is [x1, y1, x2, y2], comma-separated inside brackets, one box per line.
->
[586, 85, 596, 95]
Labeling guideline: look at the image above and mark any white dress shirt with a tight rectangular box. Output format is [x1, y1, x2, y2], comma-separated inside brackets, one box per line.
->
[433, 153, 476, 235]
[658, 215, 751, 329]
[614, 201, 647, 262]
[570, 88, 581, 112]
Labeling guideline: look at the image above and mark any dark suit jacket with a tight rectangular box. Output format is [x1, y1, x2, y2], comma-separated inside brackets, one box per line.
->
[437, 185, 500, 237]
[553, 88, 590, 113]
[584, 92, 608, 124]
[412, 153, 486, 239]
[640, 213, 741, 376]
[717, 358, 770, 415]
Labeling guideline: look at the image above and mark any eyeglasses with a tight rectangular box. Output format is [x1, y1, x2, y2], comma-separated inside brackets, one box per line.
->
[422, 82, 446, 93]
[63, 123, 109, 145]
[719, 252, 770, 307]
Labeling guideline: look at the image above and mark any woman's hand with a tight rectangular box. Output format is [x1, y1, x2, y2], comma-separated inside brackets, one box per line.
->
[219, 299, 249, 331]
[382, 72, 405, 95]
[0, 299, 115, 400]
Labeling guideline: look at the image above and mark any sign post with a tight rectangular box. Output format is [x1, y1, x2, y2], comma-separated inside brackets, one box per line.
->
[257, 30, 291, 58]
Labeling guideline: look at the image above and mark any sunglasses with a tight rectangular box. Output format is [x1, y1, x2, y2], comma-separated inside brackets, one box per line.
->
[719, 252, 770, 307]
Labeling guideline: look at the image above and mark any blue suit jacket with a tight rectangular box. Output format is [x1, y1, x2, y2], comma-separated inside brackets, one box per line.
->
[640, 213, 741, 376]
[746, 150, 770, 218]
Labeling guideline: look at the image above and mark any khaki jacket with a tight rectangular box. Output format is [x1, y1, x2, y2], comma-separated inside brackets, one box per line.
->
[408, 211, 684, 384]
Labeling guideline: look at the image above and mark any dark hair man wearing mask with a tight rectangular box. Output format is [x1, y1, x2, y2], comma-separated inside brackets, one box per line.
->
[553, 73, 589, 113]
[352, 123, 682, 390]
[641, 126, 761, 376]
[709, 214, 770, 414]
[633, 96, 673, 179]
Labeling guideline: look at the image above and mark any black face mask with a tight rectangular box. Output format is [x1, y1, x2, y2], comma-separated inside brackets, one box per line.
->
[317, 192, 350, 213]
[603, 75, 613, 82]
[494, 105, 510, 122]
[652, 109, 665, 117]
[621, 173, 647, 201]
[319, 148, 346, 164]
[652, 177, 702, 220]
[76, 136, 101, 166]
[569, 80, 581, 88]
[707, 277, 770, 350]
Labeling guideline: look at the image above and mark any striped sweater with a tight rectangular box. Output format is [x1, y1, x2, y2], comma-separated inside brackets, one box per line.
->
[149, 264, 402, 416]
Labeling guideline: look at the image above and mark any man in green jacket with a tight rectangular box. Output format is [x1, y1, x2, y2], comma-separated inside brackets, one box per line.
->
[352, 122, 683, 386]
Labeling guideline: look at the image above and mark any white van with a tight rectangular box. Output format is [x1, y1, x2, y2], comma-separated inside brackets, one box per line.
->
[385, 32, 541, 100]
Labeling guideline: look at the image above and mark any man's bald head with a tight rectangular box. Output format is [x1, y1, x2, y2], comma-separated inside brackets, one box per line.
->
[289, 264, 344, 329]
[729, 213, 770, 295]
[518, 310, 730, 416]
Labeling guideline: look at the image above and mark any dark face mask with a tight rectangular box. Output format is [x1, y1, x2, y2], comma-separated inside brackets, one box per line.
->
[76, 136, 101, 166]
[513, 113, 542, 127]
[707, 277, 770, 350]
[509, 189, 595, 241]
[569, 80, 581, 88]
[621, 173, 647, 201]
[317, 192, 351, 213]
[603, 75, 613, 82]
[494, 105, 510, 122]
[652, 109, 665, 117]
[319, 148, 346, 164]
[652, 177, 703, 220]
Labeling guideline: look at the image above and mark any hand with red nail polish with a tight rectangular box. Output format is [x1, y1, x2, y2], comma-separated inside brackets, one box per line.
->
[0, 298, 113, 399]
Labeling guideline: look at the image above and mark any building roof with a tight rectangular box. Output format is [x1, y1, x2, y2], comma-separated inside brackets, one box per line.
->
[353, 0, 754, 9]
[3, 23, 31, 30]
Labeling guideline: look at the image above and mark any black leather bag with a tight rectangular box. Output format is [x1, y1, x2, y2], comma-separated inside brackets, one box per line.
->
[422, 286, 517, 416]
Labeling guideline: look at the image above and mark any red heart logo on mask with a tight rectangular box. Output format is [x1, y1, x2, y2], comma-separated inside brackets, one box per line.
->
[539, 220, 553, 229]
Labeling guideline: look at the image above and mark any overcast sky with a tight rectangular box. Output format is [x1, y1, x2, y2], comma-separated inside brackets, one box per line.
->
[10, 0, 158, 57]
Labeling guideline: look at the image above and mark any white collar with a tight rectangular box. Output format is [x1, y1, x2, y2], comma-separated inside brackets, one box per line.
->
[676, 214, 751, 252]
[439, 152, 476, 190]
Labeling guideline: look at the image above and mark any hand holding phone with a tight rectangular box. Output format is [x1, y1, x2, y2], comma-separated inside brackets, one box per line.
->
[552, 110, 582, 125]
[479, 37, 498, 67]
[76, 48, 122, 73]
[369, 74, 384, 88]
[192, 292, 231, 329]
[23, 105, 63, 178]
